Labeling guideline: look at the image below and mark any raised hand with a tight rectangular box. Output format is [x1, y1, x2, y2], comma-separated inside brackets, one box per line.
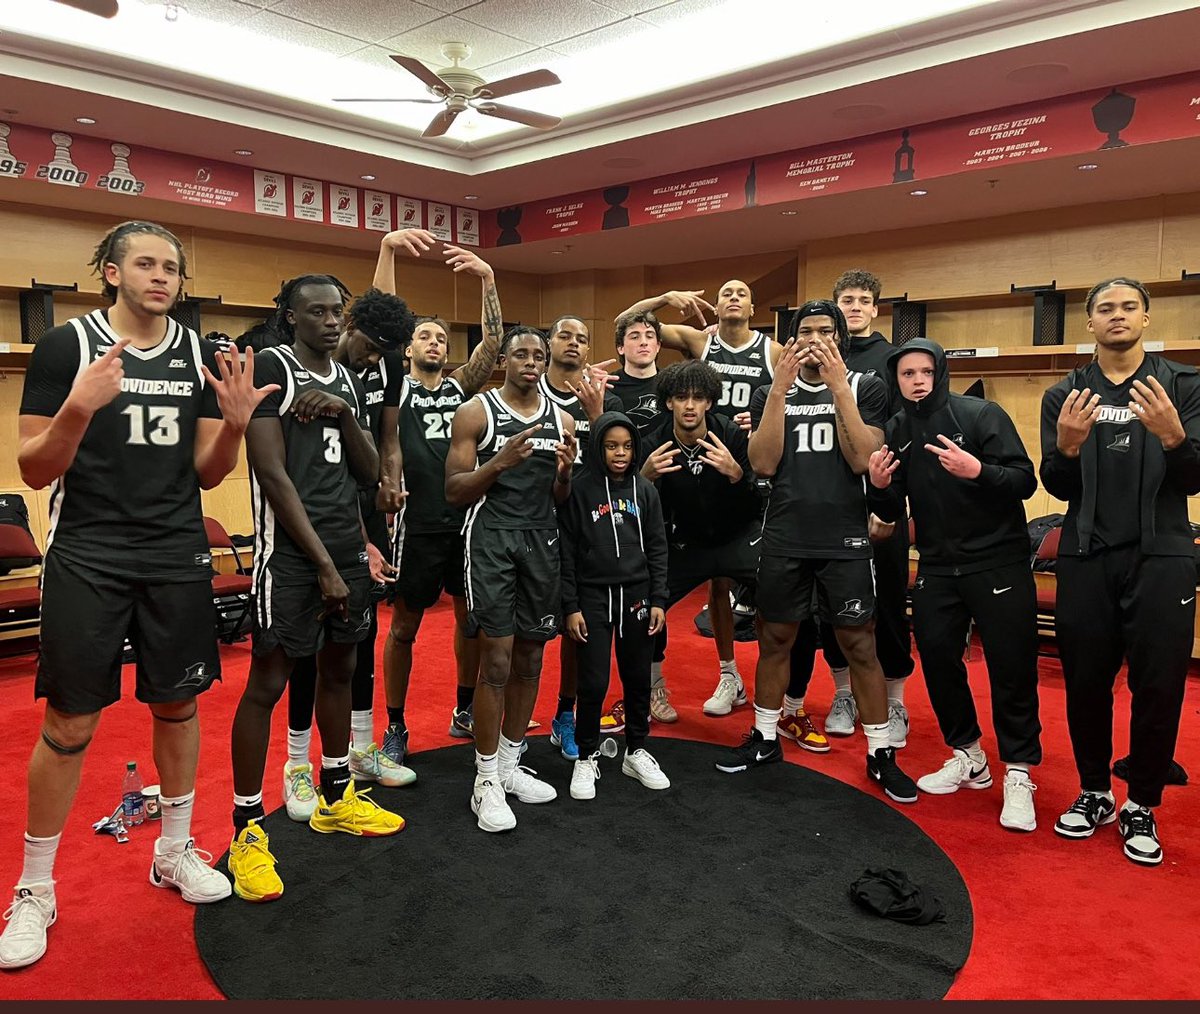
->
[203, 346, 279, 433]
[566, 368, 608, 422]
[1056, 388, 1101, 457]
[383, 228, 438, 258]
[924, 434, 983, 479]
[493, 424, 539, 471]
[662, 289, 715, 325]
[1130, 376, 1187, 448]
[775, 337, 804, 389]
[697, 430, 743, 481]
[444, 245, 494, 280]
[555, 431, 578, 481]
[868, 445, 899, 489]
[808, 334, 849, 392]
[68, 337, 130, 414]
[642, 440, 681, 480]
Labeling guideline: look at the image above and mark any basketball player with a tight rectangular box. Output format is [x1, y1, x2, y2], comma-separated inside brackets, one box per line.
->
[2, 221, 262, 969]
[716, 301, 917, 805]
[445, 328, 577, 832]
[228, 275, 404, 903]
[538, 315, 621, 761]
[283, 231, 421, 820]
[619, 282, 781, 715]
[379, 237, 509, 773]
[1041, 277, 1200, 866]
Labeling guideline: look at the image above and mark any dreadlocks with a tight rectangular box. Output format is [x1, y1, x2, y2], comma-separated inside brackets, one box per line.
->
[270, 274, 352, 342]
[88, 221, 187, 302]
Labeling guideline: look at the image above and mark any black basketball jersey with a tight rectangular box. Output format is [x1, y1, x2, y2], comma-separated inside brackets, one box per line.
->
[464, 388, 564, 531]
[701, 330, 775, 418]
[538, 374, 621, 465]
[251, 345, 371, 582]
[397, 373, 467, 533]
[356, 349, 403, 442]
[750, 373, 889, 559]
[611, 370, 660, 437]
[19, 310, 220, 583]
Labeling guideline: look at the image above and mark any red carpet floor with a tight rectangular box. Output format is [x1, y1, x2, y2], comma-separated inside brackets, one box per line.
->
[0, 591, 1197, 1000]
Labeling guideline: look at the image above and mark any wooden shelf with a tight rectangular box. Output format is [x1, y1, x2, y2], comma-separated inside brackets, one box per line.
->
[944, 340, 1200, 375]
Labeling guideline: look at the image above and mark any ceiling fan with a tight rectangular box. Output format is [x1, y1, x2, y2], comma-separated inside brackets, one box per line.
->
[335, 43, 562, 138]
[50, 0, 119, 15]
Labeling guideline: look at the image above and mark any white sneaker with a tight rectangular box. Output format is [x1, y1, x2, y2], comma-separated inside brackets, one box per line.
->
[350, 743, 417, 788]
[500, 764, 558, 804]
[150, 838, 233, 903]
[570, 754, 601, 800]
[917, 749, 993, 795]
[702, 674, 747, 716]
[622, 748, 671, 790]
[887, 702, 910, 748]
[824, 694, 858, 736]
[0, 883, 57, 970]
[1000, 769, 1037, 832]
[471, 778, 516, 833]
[282, 760, 318, 822]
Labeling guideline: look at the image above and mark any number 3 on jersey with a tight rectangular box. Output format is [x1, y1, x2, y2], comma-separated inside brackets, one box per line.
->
[794, 420, 834, 452]
[422, 411, 456, 440]
[719, 380, 751, 409]
[122, 404, 180, 446]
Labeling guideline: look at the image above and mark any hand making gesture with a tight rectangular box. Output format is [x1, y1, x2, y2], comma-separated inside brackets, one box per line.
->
[67, 338, 130, 414]
[383, 228, 439, 258]
[555, 431, 578, 482]
[642, 440, 681, 480]
[202, 346, 280, 433]
[924, 434, 983, 479]
[868, 445, 899, 489]
[807, 334, 850, 392]
[1056, 388, 1101, 457]
[698, 430, 743, 482]
[661, 289, 715, 326]
[1130, 377, 1187, 448]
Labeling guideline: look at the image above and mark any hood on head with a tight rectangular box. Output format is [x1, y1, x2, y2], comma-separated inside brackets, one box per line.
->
[589, 411, 641, 477]
[887, 338, 949, 416]
[787, 299, 851, 357]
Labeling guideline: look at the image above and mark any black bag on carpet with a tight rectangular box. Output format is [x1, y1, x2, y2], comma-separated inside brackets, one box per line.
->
[849, 867, 946, 926]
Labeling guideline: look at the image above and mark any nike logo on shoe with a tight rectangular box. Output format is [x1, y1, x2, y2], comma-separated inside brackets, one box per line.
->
[992, 587, 1012, 595]
[151, 866, 163, 884]
[755, 750, 773, 762]
[969, 766, 988, 779]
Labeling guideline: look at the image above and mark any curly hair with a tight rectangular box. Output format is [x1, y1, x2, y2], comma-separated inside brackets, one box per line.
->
[655, 359, 722, 407]
[500, 325, 549, 357]
[615, 309, 661, 347]
[348, 287, 414, 351]
[832, 269, 882, 302]
[88, 220, 187, 302]
[270, 274, 352, 342]
[1086, 277, 1150, 314]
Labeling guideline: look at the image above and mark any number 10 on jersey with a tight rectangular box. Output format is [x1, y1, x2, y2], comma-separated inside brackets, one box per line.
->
[794, 420, 834, 452]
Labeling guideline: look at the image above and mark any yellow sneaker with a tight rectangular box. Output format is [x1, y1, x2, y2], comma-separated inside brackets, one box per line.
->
[308, 780, 406, 837]
[227, 820, 283, 903]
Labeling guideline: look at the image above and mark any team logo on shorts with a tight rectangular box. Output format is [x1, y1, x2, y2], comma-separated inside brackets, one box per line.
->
[914, 577, 925, 592]
[838, 599, 868, 620]
[631, 599, 649, 621]
[534, 614, 558, 633]
[178, 662, 213, 689]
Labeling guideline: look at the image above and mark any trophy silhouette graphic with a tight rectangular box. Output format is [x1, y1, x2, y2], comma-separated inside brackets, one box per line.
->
[893, 129, 916, 183]
[47, 132, 83, 186]
[106, 143, 136, 184]
[744, 160, 757, 207]
[0, 123, 21, 177]
[1092, 88, 1135, 149]
[602, 186, 630, 230]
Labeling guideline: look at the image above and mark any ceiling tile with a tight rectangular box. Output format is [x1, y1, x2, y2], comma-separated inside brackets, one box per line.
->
[636, 0, 728, 25]
[413, 0, 488, 11]
[143, 0, 263, 25]
[245, 9, 368, 55]
[381, 15, 532, 68]
[593, 0, 674, 14]
[549, 15, 657, 56]
[457, 0, 624, 47]
[268, 0, 441, 45]
[474, 47, 559, 78]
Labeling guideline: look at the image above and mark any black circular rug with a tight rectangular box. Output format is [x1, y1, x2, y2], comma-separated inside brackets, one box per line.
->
[196, 737, 972, 1000]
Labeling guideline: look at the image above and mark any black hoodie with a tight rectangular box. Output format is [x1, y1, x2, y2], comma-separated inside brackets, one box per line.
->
[847, 330, 902, 414]
[559, 411, 669, 615]
[869, 339, 1036, 575]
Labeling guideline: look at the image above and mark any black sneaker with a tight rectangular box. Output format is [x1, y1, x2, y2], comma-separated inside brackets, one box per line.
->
[867, 747, 918, 803]
[1118, 806, 1163, 866]
[714, 728, 783, 773]
[1053, 791, 1117, 838]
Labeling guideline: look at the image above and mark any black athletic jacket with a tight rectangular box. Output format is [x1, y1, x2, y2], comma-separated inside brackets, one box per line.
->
[640, 409, 760, 547]
[1040, 353, 1200, 558]
[847, 331, 901, 413]
[559, 412, 669, 615]
[870, 339, 1036, 575]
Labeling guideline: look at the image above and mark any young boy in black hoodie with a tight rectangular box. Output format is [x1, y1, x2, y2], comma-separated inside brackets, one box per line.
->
[559, 412, 670, 801]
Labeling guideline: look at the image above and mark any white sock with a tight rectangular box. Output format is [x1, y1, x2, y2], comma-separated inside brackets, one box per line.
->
[475, 750, 499, 781]
[783, 694, 804, 717]
[498, 734, 523, 775]
[1088, 789, 1115, 802]
[753, 704, 781, 741]
[887, 677, 908, 706]
[18, 832, 61, 887]
[321, 752, 350, 770]
[651, 662, 665, 689]
[1121, 799, 1150, 813]
[863, 721, 890, 756]
[287, 726, 311, 765]
[831, 667, 852, 696]
[720, 658, 740, 679]
[963, 741, 986, 766]
[233, 792, 263, 810]
[351, 709, 374, 752]
[158, 790, 194, 848]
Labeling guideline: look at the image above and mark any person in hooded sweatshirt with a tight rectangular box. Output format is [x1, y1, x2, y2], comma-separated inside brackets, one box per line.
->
[560, 412, 670, 801]
[867, 338, 1042, 832]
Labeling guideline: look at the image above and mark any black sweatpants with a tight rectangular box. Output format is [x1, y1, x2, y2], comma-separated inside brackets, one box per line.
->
[1056, 546, 1194, 808]
[287, 604, 378, 731]
[575, 583, 654, 759]
[910, 560, 1041, 765]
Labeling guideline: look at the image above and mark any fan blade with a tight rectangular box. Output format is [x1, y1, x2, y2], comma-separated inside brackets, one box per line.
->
[476, 103, 561, 130]
[422, 107, 462, 138]
[333, 98, 444, 104]
[472, 69, 560, 101]
[52, 0, 119, 15]
[390, 55, 449, 95]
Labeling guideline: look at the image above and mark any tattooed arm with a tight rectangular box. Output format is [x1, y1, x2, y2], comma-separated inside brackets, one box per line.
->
[809, 335, 883, 474]
[446, 247, 504, 398]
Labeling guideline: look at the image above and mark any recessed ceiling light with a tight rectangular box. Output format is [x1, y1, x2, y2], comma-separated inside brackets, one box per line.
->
[463, 194, 479, 201]
[550, 250, 564, 256]
[360, 174, 377, 181]
[780, 210, 798, 216]
[1077, 163, 1100, 171]
[233, 149, 253, 156]
[910, 189, 928, 196]
[163, 2, 184, 22]
[75, 117, 96, 125]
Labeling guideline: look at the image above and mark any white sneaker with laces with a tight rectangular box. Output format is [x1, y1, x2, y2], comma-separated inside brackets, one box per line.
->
[917, 749, 993, 795]
[282, 760, 318, 822]
[500, 764, 558, 804]
[824, 694, 858, 736]
[999, 769, 1037, 832]
[570, 754, 601, 800]
[702, 674, 747, 716]
[0, 883, 57, 970]
[471, 778, 516, 833]
[622, 748, 671, 790]
[887, 702, 910, 748]
[150, 838, 233, 903]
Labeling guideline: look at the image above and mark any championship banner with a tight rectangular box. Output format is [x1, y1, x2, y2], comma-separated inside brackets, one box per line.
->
[396, 196, 423, 229]
[291, 176, 323, 222]
[427, 201, 453, 241]
[456, 206, 480, 246]
[253, 170, 287, 217]
[364, 190, 393, 232]
[329, 184, 359, 228]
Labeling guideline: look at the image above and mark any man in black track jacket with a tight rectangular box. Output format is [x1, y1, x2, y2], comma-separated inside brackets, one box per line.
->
[1039, 277, 1200, 867]
[869, 338, 1041, 832]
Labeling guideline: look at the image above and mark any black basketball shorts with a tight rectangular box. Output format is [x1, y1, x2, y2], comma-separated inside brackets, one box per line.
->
[36, 553, 221, 714]
[392, 525, 467, 611]
[757, 555, 876, 626]
[252, 566, 374, 659]
[464, 521, 560, 641]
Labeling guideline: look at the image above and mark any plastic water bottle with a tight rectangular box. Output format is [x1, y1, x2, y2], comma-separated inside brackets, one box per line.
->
[600, 738, 619, 759]
[121, 761, 145, 826]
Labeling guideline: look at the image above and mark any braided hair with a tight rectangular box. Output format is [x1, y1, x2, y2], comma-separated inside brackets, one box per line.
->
[88, 220, 187, 302]
[787, 299, 851, 357]
[270, 274, 352, 342]
[500, 324, 549, 357]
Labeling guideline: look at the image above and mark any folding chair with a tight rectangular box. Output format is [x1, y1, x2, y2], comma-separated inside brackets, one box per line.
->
[204, 516, 253, 644]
